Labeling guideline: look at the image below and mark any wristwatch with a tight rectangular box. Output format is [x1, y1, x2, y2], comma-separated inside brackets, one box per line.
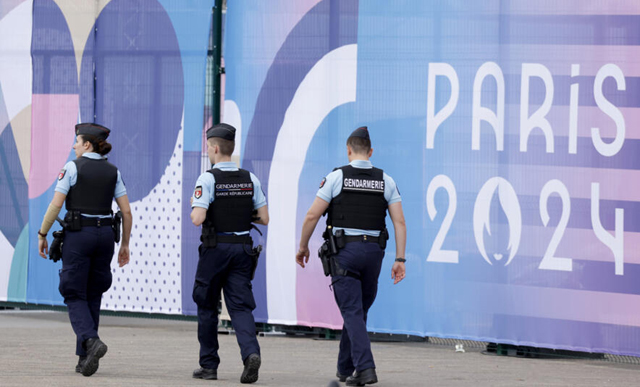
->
[395, 258, 406, 263]
[37, 230, 47, 238]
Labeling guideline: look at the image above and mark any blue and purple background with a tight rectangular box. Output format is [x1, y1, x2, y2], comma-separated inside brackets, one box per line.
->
[225, 0, 640, 356]
[2, 0, 640, 357]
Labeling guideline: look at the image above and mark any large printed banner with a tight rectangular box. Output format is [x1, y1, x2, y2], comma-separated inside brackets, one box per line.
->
[0, 0, 213, 314]
[225, 1, 640, 356]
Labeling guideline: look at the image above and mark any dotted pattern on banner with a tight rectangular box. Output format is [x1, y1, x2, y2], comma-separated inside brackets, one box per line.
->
[102, 129, 184, 315]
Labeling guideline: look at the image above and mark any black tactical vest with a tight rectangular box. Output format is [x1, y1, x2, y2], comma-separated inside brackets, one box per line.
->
[65, 157, 118, 215]
[205, 168, 254, 232]
[328, 165, 388, 230]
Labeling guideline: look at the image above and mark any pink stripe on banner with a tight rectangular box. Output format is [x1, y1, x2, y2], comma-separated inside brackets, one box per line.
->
[508, 107, 640, 140]
[465, 282, 640, 327]
[29, 94, 78, 198]
[508, 0, 640, 15]
[506, 165, 640, 202]
[501, 107, 640, 139]
[295, 238, 343, 329]
[496, 45, 640, 77]
[515, 226, 640, 265]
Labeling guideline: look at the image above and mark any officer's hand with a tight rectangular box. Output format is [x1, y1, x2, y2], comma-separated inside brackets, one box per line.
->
[391, 262, 405, 284]
[38, 237, 48, 259]
[296, 247, 310, 268]
[118, 245, 130, 267]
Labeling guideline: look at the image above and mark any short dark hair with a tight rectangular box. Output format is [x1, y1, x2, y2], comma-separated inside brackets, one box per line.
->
[346, 136, 371, 154]
[210, 137, 235, 156]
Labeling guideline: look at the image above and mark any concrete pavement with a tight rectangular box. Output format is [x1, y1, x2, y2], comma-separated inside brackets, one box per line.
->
[0, 310, 638, 386]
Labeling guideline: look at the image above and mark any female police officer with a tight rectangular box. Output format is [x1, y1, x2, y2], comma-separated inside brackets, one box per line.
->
[37, 123, 132, 377]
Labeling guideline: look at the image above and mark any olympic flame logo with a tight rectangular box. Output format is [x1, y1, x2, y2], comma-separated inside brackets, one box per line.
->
[473, 177, 522, 266]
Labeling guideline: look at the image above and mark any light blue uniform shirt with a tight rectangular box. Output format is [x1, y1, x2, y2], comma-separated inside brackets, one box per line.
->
[191, 161, 267, 235]
[55, 152, 127, 218]
[317, 159, 401, 237]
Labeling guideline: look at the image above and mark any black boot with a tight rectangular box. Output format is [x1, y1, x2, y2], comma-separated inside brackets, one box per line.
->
[81, 338, 108, 377]
[336, 370, 351, 382]
[193, 367, 217, 380]
[240, 353, 261, 384]
[75, 356, 86, 373]
[346, 368, 377, 386]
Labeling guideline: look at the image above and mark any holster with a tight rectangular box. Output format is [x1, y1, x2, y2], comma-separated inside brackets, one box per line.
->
[319, 226, 342, 277]
[318, 241, 332, 276]
[201, 226, 217, 248]
[249, 245, 262, 280]
[49, 229, 64, 263]
[379, 228, 389, 250]
[112, 211, 122, 243]
[63, 210, 82, 231]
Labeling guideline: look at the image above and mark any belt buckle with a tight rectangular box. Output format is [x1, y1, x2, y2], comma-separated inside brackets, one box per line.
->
[96, 218, 101, 228]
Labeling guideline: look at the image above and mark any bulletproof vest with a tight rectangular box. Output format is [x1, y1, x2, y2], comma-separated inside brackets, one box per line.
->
[328, 165, 388, 230]
[205, 168, 254, 232]
[65, 157, 118, 215]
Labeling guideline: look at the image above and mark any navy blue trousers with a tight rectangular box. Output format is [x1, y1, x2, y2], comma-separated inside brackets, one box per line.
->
[59, 226, 114, 356]
[332, 241, 384, 374]
[192, 243, 260, 370]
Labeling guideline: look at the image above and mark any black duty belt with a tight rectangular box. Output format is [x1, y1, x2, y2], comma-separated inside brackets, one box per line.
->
[81, 217, 113, 227]
[344, 235, 380, 244]
[216, 235, 253, 244]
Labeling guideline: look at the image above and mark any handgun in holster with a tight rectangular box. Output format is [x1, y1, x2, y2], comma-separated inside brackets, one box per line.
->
[249, 245, 262, 280]
[49, 216, 67, 263]
[112, 211, 122, 243]
[318, 226, 342, 277]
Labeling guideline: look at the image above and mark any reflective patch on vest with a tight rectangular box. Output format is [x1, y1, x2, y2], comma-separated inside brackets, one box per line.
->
[194, 185, 202, 199]
[58, 169, 66, 180]
[319, 177, 326, 188]
[215, 182, 253, 197]
[342, 178, 385, 192]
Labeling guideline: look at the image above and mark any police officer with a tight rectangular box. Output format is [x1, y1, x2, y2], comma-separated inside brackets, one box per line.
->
[37, 123, 132, 377]
[296, 126, 407, 386]
[190, 123, 269, 383]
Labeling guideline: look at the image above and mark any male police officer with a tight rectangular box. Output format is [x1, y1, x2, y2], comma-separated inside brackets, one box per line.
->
[190, 123, 269, 383]
[296, 126, 407, 386]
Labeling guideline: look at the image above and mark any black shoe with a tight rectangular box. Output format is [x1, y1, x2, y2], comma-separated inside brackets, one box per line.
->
[240, 353, 261, 384]
[75, 356, 86, 373]
[193, 367, 218, 380]
[336, 370, 351, 382]
[80, 338, 108, 377]
[346, 368, 377, 386]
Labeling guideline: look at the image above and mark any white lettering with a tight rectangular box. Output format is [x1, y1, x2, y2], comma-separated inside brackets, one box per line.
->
[568, 64, 580, 154]
[520, 63, 555, 153]
[592, 64, 626, 157]
[472, 62, 505, 151]
[427, 63, 459, 149]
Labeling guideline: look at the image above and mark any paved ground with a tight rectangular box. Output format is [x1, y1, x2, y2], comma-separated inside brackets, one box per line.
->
[0, 310, 639, 386]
